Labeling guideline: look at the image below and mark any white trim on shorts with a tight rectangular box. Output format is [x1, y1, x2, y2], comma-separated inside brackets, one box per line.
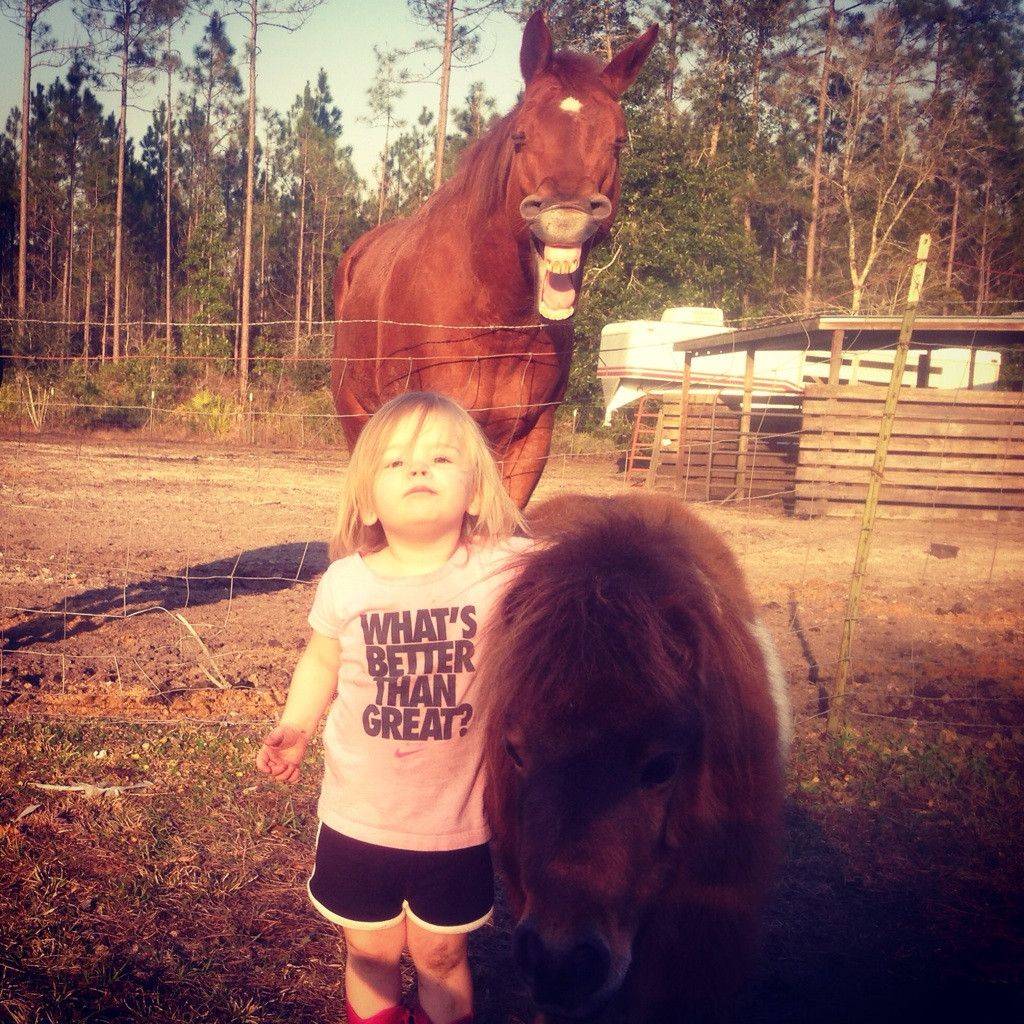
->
[405, 901, 494, 935]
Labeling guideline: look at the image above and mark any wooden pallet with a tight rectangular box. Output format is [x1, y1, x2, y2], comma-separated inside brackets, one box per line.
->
[795, 385, 1024, 517]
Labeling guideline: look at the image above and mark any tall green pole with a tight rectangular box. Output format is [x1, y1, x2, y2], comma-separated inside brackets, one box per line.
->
[829, 233, 932, 735]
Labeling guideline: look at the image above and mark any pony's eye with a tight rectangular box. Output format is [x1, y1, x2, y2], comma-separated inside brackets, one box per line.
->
[505, 738, 524, 768]
[512, 131, 526, 152]
[639, 752, 678, 788]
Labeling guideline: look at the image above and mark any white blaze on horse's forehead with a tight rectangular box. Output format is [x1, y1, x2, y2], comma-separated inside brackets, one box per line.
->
[559, 96, 583, 114]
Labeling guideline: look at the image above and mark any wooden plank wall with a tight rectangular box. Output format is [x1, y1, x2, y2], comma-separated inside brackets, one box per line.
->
[796, 385, 1024, 517]
[647, 393, 799, 502]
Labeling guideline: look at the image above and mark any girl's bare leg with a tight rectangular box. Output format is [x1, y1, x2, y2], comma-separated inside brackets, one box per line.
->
[343, 921, 407, 1018]
[406, 921, 473, 1024]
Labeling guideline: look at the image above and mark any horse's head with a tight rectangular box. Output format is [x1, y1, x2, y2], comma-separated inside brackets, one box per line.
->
[507, 12, 657, 322]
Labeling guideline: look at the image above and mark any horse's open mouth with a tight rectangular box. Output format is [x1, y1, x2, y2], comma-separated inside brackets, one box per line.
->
[533, 239, 583, 321]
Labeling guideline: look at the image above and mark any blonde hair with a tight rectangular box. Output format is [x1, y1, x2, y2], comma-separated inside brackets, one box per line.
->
[331, 391, 527, 558]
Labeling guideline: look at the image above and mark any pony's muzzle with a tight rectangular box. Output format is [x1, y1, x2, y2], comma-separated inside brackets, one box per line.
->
[519, 195, 611, 245]
[513, 919, 612, 1016]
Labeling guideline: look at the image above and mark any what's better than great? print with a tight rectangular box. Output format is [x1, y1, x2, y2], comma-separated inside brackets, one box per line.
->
[359, 606, 477, 742]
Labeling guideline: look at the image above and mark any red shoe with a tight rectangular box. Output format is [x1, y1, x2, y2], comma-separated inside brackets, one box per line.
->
[345, 1002, 412, 1024]
[405, 1009, 472, 1024]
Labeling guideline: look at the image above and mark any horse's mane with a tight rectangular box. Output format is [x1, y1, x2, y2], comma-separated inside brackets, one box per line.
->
[427, 53, 612, 227]
[432, 111, 517, 227]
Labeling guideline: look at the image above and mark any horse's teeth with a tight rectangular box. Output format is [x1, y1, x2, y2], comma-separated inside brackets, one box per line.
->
[544, 258, 579, 274]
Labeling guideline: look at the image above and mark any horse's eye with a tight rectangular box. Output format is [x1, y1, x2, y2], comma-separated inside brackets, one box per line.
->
[505, 738, 524, 768]
[639, 752, 678, 788]
[512, 131, 526, 152]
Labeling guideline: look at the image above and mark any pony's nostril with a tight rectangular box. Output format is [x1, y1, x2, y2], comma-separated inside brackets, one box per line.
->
[513, 921, 545, 976]
[568, 937, 611, 997]
[589, 194, 612, 220]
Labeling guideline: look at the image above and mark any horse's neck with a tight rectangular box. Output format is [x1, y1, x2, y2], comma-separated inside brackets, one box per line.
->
[417, 194, 531, 312]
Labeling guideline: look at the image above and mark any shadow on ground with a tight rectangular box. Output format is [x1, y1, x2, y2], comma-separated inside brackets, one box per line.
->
[2, 541, 329, 650]
[739, 803, 1023, 1024]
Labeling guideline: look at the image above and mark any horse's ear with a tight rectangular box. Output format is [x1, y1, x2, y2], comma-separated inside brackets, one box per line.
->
[520, 9, 553, 84]
[601, 24, 659, 97]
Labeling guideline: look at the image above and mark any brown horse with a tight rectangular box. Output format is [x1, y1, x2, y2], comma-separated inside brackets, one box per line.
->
[332, 12, 657, 507]
[481, 493, 790, 1023]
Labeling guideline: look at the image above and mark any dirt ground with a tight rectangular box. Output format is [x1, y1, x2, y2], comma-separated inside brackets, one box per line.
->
[1, 433, 1023, 1023]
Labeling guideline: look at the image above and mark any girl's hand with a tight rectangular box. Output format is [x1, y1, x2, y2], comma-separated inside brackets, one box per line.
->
[256, 723, 309, 784]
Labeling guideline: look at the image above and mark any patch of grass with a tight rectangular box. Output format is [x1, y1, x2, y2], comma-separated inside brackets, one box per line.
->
[0, 720, 342, 1024]
[3, 718, 1022, 1022]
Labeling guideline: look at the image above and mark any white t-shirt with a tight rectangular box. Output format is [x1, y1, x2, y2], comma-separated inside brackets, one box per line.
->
[308, 537, 529, 851]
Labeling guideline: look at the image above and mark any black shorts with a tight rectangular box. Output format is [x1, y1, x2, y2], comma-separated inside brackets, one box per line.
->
[307, 823, 494, 933]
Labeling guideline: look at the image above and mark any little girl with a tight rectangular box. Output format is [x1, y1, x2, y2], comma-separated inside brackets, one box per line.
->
[256, 391, 527, 1024]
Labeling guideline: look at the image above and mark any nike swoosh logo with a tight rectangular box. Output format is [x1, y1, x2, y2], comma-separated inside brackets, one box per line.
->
[394, 747, 423, 758]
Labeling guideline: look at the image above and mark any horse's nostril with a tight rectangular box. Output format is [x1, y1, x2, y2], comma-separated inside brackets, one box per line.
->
[519, 195, 543, 221]
[589, 194, 612, 220]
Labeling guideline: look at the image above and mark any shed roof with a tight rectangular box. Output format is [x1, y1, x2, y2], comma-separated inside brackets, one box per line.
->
[672, 315, 1024, 357]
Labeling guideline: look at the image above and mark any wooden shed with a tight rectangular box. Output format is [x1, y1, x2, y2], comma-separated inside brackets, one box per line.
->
[639, 315, 1024, 518]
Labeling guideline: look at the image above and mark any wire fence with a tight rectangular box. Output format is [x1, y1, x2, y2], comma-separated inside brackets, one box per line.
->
[2, 309, 1023, 743]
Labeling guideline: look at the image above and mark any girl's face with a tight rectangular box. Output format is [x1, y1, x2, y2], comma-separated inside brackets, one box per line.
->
[365, 412, 480, 543]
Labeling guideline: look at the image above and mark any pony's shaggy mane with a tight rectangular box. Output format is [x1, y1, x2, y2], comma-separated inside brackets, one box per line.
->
[480, 494, 778, 807]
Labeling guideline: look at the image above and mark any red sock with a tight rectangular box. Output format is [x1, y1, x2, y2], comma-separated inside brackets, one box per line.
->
[345, 1001, 410, 1024]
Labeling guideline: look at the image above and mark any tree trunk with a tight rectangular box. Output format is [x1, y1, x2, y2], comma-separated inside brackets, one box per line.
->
[238, 0, 257, 396]
[16, 0, 33, 348]
[101, 277, 109, 362]
[184, 210, 194, 322]
[82, 224, 94, 363]
[112, 11, 130, 362]
[165, 28, 174, 360]
[377, 111, 391, 226]
[48, 213, 54, 299]
[259, 144, 268, 321]
[319, 191, 328, 335]
[292, 136, 307, 358]
[664, 0, 678, 120]
[432, 0, 454, 190]
[305, 180, 316, 334]
[975, 179, 991, 315]
[943, 176, 959, 314]
[804, 0, 836, 314]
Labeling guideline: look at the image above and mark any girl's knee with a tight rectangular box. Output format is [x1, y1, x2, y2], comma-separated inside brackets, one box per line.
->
[344, 926, 405, 970]
[408, 932, 468, 977]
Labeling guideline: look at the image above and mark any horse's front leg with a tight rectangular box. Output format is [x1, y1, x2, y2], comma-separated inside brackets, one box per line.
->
[498, 406, 556, 509]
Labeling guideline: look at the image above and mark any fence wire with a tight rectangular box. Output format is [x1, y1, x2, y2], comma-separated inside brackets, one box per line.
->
[2, 322, 1023, 741]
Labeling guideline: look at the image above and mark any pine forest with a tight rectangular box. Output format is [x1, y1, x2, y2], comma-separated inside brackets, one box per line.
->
[1, 0, 1022, 438]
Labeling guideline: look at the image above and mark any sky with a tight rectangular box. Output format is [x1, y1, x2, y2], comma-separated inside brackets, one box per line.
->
[0, 0, 528, 181]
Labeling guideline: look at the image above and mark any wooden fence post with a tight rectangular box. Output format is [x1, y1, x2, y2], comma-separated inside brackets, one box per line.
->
[735, 344, 756, 499]
[829, 233, 932, 735]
